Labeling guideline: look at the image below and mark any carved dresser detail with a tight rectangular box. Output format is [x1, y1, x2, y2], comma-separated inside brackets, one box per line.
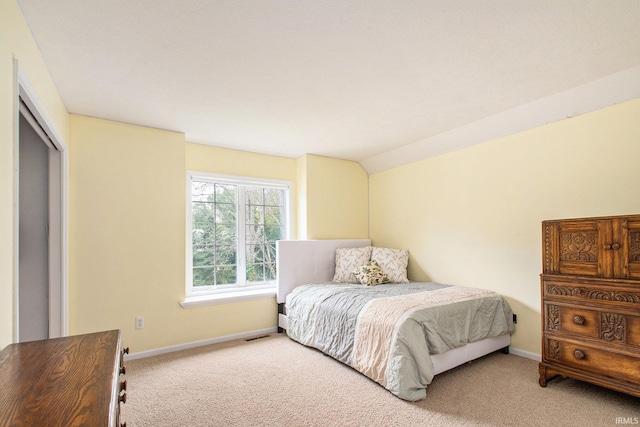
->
[539, 214, 640, 398]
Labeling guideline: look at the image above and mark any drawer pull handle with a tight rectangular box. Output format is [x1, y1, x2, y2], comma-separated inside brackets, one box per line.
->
[604, 244, 612, 250]
[573, 315, 585, 325]
[573, 350, 585, 360]
[611, 243, 620, 250]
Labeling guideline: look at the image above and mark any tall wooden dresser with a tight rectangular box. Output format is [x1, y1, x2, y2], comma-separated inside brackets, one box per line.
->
[539, 214, 640, 397]
[0, 330, 128, 426]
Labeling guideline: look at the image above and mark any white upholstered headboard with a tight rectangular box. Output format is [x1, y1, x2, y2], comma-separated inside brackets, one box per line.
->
[276, 239, 371, 303]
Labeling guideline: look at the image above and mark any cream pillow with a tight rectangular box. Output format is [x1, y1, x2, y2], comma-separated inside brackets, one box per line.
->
[333, 246, 372, 283]
[353, 260, 390, 286]
[371, 247, 409, 283]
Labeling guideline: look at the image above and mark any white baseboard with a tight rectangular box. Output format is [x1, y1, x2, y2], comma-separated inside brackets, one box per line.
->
[126, 327, 279, 361]
[509, 346, 541, 362]
[125, 329, 542, 365]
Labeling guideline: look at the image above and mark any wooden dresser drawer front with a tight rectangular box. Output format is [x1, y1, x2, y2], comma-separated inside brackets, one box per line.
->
[548, 339, 640, 382]
[544, 303, 598, 338]
[545, 303, 640, 348]
[542, 278, 640, 307]
[558, 306, 599, 338]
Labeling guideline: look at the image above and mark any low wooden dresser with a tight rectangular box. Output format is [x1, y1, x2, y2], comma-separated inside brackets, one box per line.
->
[539, 214, 640, 397]
[0, 329, 128, 426]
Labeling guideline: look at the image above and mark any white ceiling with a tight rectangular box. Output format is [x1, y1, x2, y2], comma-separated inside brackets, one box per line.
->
[17, 1, 640, 173]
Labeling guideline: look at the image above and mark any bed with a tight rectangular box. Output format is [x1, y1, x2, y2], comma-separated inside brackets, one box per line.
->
[276, 239, 515, 401]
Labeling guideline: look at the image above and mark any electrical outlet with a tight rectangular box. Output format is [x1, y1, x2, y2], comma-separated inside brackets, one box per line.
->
[135, 317, 144, 329]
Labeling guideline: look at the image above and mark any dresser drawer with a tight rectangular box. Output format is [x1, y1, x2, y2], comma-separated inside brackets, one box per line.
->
[547, 338, 640, 382]
[545, 304, 599, 338]
[544, 302, 640, 348]
[541, 276, 640, 307]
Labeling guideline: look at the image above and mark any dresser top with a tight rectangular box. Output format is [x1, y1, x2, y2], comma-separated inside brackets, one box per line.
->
[0, 330, 121, 426]
[543, 213, 640, 223]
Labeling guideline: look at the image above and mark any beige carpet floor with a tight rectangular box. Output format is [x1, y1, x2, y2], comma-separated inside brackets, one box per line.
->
[121, 334, 638, 426]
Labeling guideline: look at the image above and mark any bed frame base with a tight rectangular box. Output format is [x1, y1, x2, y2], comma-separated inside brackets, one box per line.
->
[431, 334, 510, 375]
[279, 308, 509, 375]
[277, 303, 286, 333]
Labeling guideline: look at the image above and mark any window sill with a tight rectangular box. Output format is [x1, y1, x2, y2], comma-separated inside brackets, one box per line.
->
[180, 288, 276, 308]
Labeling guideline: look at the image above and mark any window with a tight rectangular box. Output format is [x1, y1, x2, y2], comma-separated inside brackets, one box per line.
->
[186, 172, 290, 301]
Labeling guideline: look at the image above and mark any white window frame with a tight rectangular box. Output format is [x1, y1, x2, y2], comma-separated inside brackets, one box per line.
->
[181, 171, 291, 307]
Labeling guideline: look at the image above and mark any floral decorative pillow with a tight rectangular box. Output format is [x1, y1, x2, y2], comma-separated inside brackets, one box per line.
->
[371, 247, 409, 283]
[353, 260, 390, 286]
[332, 246, 372, 283]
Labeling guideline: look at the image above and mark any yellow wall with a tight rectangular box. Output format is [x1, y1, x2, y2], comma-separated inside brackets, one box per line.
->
[186, 143, 297, 183]
[296, 156, 308, 238]
[69, 124, 370, 353]
[68, 119, 300, 352]
[301, 154, 369, 239]
[69, 116, 186, 350]
[369, 98, 640, 356]
[0, 0, 69, 348]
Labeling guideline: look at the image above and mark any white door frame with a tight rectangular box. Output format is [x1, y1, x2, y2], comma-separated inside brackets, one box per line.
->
[13, 60, 69, 340]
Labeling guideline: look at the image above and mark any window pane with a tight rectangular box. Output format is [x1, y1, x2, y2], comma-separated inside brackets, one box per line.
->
[245, 187, 264, 205]
[192, 201, 214, 223]
[193, 267, 214, 287]
[266, 241, 276, 263]
[193, 245, 215, 267]
[192, 182, 215, 202]
[192, 221, 213, 245]
[246, 242, 277, 284]
[216, 202, 236, 223]
[246, 243, 264, 264]
[246, 263, 265, 282]
[246, 204, 264, 225]
[264, 224, 284, 243]
[215, 223, 236, 245]
[245, 224, 264, 245]
[264, 188, 283, 206]
[264, 262, 276, 281]
[264, 206, 282, 225]
[215, 245, 237, 265]
[215, 184, 236, 203]
[215, 266, 236, 285]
